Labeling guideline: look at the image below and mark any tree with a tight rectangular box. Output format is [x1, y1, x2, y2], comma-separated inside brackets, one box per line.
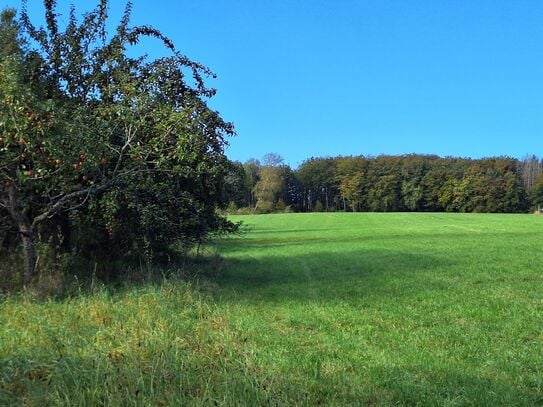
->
[222, 161, 250, 209]
[520, 154, 542, 190]
[400, 155, 430, 211]
[529, 175, 543, 211]
[253, 154, 285, 212]
[368, 174, 401, 212]
[242, 159, 260, 208]
[277, 164, 301, 211]
[296, 157, 337, 212]
[420, 166, 449, 211]
[0, 1, 235, 282]
[335, 156, 367, 211]
[0, 8, 24, 253]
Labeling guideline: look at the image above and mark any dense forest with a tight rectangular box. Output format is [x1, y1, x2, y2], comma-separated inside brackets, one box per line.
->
[223, 154, 543, 214]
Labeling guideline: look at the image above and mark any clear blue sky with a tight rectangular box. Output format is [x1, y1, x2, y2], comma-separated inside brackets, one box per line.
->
[4, 0, 543, 167]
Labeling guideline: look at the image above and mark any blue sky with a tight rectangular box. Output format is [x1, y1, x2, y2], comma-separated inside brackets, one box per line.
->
[4, 0, 543, 167]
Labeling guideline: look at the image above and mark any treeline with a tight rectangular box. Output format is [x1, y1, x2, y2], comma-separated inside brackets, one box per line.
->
[224, 154, 543, 214]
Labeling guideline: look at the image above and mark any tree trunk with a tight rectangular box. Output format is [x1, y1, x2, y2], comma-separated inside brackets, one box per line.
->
[6, 184, 36, 283]
[20, 227, 36, 284]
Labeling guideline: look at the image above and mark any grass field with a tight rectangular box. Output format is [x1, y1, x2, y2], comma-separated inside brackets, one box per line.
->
[1, 213, 543, 405]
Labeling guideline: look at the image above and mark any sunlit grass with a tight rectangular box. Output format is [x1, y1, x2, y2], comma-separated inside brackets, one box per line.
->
[2, 213, 543, 405]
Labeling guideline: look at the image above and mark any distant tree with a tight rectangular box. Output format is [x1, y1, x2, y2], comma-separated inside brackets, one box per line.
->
[277, 164, 302, 211]
[253, 154, 285, 212]
[420, 166, 449, 211]
[335, 156, 367, 211]
[262, 153, 284, 167]
[434, 158, 526, 213]
[296, 157, 337, 212]
[366, 156, 403, 211]
[399, 155, 431, 211]
[368, 174, 401, 212]
[437, 179, 459, 212]
[529, 175, 543, 211]
[222, 161, 250, 208]
[401, 179, 423, 211]
[242, 159, 260, 208]
[520, 154, 542, 190]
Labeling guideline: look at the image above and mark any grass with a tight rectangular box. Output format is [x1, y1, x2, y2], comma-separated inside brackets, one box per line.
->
[1, 212, 543, 405]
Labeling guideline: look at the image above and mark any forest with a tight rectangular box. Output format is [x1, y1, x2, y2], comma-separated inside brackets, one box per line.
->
[224, 153, 543, 214]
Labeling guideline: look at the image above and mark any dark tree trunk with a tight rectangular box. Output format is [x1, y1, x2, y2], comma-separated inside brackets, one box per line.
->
[6, 184, 36, 283]
[20, 226, 36, 284]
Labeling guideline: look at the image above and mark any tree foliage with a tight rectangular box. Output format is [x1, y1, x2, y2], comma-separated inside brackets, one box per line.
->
[225, 154, 536, 215]
[0, 1, 236, 283]
[253, 154, 285, 213]
[529, 175, 543, 211]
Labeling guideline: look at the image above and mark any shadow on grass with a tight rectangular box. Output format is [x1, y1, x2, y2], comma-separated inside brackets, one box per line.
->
[217, 229, 542, 254]
[0, 251, 228, 302]
[212, 247, 456, 304]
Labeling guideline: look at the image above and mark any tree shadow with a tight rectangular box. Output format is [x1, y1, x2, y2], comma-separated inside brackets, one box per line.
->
[212, 246, 456, 304]
[218, 229, 541, 254]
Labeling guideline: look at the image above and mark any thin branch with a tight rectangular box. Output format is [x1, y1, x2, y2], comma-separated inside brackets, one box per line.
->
[31, 182, 111, 229]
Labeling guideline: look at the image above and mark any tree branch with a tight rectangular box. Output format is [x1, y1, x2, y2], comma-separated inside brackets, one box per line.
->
[31, 182, 111, 229]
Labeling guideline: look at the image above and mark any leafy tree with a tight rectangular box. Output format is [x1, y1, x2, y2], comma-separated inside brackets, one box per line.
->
[335, 156, 367, 211]
[222, 161, 251, 209]
[420, 166, 449, 211]
[0, 1, 235, 282]
[400, 155, 431, 211]
[520, 154, 542, 190]
[368, 174, 401, 212]
[401, 179, 423, 211]
[296, 157, 337, 212]
[278, 164, 302, 211]
[529, 175, 543, 211]
[433, 158, 526, 213]
[242, 159, 260, 208]
[253, 154, 285, 212]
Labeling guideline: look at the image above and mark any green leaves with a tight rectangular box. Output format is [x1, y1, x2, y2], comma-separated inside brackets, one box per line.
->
[1, 1, 236, 281]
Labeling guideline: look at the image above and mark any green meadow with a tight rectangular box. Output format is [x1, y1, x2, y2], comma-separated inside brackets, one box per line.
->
[1, 213, 543, 405]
